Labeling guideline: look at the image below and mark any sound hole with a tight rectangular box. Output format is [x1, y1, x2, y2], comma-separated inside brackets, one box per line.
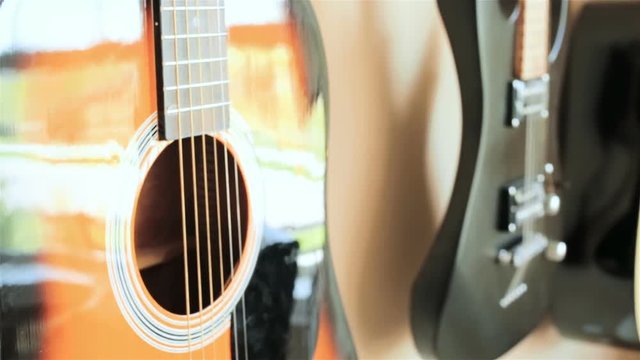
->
[134, 136, 249, 315]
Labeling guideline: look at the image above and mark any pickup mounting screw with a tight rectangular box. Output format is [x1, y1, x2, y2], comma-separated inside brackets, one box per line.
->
[544, 163, 555, 174]
[546, 240, 567, 262]
[546, 193, 561, 215]
[497, 249, 513, 265]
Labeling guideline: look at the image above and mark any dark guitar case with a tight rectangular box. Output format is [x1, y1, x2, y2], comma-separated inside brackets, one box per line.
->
[552, 1, 640, 347]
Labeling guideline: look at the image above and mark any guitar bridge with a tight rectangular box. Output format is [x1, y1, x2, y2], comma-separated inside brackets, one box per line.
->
[509, 74, 550, 128]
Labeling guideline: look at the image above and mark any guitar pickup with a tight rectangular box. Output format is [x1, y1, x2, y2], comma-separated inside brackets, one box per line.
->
[497, 233, 548, 268]
[496, 233, 567, 268]
[499, 177, 547, 232]
[509, 74, 549, 128]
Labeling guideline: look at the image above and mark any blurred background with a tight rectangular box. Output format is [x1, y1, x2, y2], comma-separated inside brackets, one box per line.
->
[312, 0, 640, 358]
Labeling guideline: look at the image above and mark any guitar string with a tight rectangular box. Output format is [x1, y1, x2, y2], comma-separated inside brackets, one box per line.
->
[524, 0, 548, 287]
[524, 0, 534, 284]
[214, 0, 248, 355]
[224, 1, 248, 355]
[182, 3, 206, 358]
[205, 2, 227, 359]
[213, 1, 240, 359]
[201, 1, 229, 358]
[194, 1, 217, 359]
[171, 0, 192, 357]
[235, 146, 248, 360]
[508, 0, 535, 293]
[227, 24, 249, 360]
[192, 1, 211, 358]
[504, 0, 551, 301]
[532, 0, 546, 251]
[525, 0, 532, 231]
[203, 2, 223, 358]
[525, 0, 540, 252]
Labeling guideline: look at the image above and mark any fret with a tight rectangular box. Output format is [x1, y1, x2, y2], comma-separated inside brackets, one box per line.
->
[161, 32, 227, 40]
[160, 34, 227, 64]
[156, 0, 230, 140]
[168, 82, 228, 108]
[162, 62, 228, 94]
[165, 80, 228, 91]
[163, 106, 228, 141]
[163, 65, 227, 90]
[163, 57, 226, 66]
[161, 6, 224, 11]
[167, 102, 231, 115]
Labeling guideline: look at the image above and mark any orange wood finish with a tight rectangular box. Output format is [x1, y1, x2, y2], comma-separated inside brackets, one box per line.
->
[0, 3, 339, 358]
[24, 8, 230, 359]
[514, 0, 550, 80]
[312, 306, 340, 360]
[229, 23, 310, 104]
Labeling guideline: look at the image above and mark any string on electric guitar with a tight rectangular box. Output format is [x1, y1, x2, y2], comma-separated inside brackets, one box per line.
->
[521, 0, 534, 275]
[516, 0, 549, 289]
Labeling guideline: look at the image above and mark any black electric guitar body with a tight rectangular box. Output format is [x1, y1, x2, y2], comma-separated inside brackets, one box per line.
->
[411, 1, 568, 358]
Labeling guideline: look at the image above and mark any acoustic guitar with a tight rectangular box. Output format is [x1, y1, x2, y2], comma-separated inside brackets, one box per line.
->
[636, 201, 640, 334]
[0, 0, 355, 359]
[411, 0, 568, 358]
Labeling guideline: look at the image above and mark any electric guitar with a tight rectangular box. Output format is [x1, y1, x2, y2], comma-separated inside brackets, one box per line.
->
[411, 0, 568, 358]
[0, 0, 355, 358]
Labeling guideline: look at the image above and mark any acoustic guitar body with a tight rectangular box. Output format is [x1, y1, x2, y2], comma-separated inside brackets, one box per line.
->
[0, 1, 354, 359]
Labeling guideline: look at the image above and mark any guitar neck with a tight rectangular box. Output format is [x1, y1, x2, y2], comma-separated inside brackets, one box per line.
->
[514, 0, 549, 80]
[155, 0, 230, 140]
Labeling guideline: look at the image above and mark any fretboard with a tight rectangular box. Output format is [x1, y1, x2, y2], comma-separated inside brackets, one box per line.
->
[514, 0, 549, 80]
[155, 0, 230, 140]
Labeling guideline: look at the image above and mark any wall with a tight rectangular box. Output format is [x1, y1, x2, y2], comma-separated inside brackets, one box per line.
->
[312, 0, 639, 359]
[312, 1, 459, 358]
